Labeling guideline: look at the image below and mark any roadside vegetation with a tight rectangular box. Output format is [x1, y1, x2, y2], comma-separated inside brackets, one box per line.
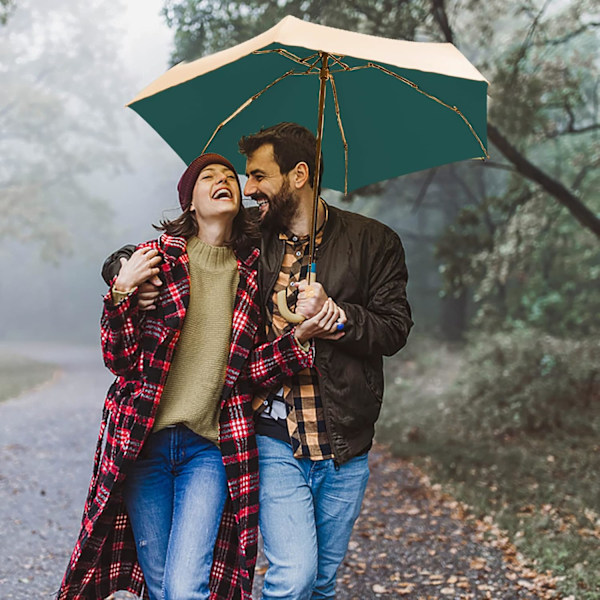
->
[0, 352, 57, 403]
[378, 334, 600, 600]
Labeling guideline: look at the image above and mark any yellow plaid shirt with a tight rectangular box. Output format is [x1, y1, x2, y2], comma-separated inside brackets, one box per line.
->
[255, 202, 333, 460]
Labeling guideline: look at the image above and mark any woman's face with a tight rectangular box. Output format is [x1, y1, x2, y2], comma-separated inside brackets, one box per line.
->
[190, 163, 241, 223]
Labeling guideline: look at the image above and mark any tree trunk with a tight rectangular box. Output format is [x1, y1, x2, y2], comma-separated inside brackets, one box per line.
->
[440, 291, 468, 341]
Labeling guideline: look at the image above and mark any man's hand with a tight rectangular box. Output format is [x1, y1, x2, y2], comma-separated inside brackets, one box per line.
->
[137, 276, 163, 311]
[113, 247, 161, 294]
[295, 280, 328, 319]
[294, 298, 347, 345]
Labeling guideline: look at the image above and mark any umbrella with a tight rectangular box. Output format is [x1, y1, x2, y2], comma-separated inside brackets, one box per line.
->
[127, 15, 488, 321]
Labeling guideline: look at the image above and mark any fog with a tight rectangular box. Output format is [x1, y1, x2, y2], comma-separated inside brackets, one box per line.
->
[1, 0, 184, 343]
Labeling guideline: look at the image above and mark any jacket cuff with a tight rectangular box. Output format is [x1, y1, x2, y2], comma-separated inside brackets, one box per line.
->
[103, 286, 138, 320]
[285, 330, 315, 369]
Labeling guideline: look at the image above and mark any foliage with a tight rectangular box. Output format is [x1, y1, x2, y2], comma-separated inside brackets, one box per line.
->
[434, 0, 600, 334]
[438, 190, 600, 336]
[378, 338, 600, 599]
[162, 0, 428, 64]
[0, 0, 15, 24]
[0, 0, 127, 258]
[0, 351, 56, 402]
[454, 329, 599, 435]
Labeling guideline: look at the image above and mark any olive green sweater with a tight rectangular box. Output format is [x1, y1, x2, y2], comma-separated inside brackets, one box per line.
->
[153, 236, 239, 445]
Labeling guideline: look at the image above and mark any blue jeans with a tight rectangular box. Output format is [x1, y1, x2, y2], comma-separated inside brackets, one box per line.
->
[257, 435, 369, 600]
[122, 425, 227, 600]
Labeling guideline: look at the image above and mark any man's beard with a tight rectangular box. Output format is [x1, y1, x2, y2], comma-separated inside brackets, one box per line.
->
[259, 178, 301, 233]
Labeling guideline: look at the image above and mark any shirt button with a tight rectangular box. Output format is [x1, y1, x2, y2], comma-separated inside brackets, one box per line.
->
[292, 236, 298, 241]
[295, 250, 302, 257]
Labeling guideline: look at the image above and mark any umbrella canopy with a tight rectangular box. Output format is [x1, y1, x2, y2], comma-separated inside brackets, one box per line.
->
[127, 15, 488, 194]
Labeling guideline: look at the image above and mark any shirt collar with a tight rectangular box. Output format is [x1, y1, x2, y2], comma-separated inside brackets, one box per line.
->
[278, 200, 329, 244]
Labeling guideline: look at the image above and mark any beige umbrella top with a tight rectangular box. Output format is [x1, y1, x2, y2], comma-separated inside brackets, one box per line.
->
[128, 15, 487, 106]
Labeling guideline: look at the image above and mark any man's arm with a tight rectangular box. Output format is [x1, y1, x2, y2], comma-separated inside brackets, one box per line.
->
[101, 246, 161, 375]
[334, 231, 412, 357]
[102, 244, 162, 310]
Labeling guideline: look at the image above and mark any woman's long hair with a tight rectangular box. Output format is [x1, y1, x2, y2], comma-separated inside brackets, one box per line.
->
[154, 202, 260, 254]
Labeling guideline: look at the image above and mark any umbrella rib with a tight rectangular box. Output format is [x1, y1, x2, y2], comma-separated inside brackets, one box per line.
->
[349, 62, 489, 159]
[201, 69, 299, 155]
[328, 74, 349, 196]
[328, 54, 352, 71]
[253, 49, 351, 75]
[253, 48, 322, 71]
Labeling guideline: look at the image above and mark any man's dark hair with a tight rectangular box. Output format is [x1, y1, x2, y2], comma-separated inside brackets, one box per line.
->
[153, 203, 259, 252]
[239, 122, 324, 193]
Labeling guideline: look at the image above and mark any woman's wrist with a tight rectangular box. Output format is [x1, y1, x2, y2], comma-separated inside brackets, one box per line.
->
[113, 276, 137, 293]
[293, 328, 311, 351]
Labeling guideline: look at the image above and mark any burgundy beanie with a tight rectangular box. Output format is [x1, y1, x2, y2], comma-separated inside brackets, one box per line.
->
[177, 153, 241, 211]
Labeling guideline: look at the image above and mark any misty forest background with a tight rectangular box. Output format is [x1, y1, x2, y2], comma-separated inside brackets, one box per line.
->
[1, 0, 599, 598]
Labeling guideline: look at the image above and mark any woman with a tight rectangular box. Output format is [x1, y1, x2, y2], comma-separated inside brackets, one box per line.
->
[58, 153, 343, 600]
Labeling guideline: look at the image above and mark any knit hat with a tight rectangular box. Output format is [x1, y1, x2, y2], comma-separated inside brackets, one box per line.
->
[177, 153, 241, 211]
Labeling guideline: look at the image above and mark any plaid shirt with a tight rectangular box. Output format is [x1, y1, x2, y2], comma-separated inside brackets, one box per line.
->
[256, 203, 333, 460]
[58, 234, 313, 600]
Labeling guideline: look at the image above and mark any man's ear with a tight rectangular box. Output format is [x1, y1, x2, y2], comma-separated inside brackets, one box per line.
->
[291, 161, 311, 190]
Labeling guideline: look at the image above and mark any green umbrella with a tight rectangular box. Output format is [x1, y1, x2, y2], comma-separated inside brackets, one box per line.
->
[128, 15, 488, 321]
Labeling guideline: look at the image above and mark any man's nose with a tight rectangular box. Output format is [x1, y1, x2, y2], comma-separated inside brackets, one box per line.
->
[244, 178, 256, 197]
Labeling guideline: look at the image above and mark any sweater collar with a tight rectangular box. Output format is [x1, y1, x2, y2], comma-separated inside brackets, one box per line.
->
[159, 233, 259, 269]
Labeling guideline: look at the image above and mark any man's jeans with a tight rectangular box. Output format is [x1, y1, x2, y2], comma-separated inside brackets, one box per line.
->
[122, 425, 227, 600]
[257, 435, 369, 600]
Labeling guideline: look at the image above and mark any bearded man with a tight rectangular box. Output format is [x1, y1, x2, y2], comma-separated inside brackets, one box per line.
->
[239, 122, 412, 600]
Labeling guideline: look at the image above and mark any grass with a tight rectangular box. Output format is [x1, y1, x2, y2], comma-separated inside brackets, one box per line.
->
[0, 351, 58, 402]
[377, 335, 600, 600]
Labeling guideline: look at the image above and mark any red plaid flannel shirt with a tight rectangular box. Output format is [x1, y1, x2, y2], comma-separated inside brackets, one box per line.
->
[58, 234, 313, 600]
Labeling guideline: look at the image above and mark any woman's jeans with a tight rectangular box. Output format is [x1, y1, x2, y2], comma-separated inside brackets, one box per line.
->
[257, 435, 370, 600]
[122, 425, 227, 600]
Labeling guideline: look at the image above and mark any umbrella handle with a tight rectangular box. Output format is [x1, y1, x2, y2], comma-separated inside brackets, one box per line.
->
[276, 269, 317, 324]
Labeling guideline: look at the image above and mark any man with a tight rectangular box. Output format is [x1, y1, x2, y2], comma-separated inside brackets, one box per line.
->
[104, 122, 412, 599]
[238, 123, 412, 599]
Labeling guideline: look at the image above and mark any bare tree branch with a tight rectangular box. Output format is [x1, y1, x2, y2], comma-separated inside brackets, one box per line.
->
[411, 168, 438, 213]
[430, 0, 454, 44]
[488, 122, 600, 238]
[537, 22, 600, 46]
[546, 122, 600, 139]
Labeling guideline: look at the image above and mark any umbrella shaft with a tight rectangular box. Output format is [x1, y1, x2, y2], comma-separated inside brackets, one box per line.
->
[309, 52, 329, 271]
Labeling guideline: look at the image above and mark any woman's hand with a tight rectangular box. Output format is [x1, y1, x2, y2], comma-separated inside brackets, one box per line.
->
[113, 247, 162, 293]
[294, 298, 347, 345]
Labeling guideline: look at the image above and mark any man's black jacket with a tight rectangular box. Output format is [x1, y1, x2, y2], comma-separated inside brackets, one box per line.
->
[259, 205, 412, 464]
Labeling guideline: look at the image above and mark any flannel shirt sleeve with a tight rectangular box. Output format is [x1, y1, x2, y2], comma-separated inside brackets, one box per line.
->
[100, 287, 143, 377]
[336, 230, 413, 358]
[248, 329, 314, 390]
